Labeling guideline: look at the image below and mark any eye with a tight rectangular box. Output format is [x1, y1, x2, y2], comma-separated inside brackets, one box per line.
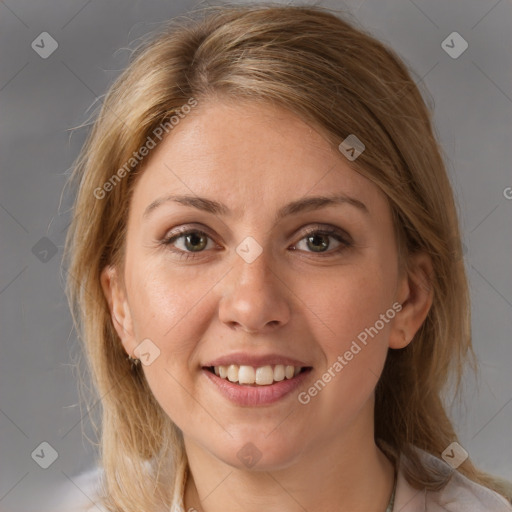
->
[160, 224, 352, 260]
[161, 227, 217, 259]
[291, 226, 352, 256]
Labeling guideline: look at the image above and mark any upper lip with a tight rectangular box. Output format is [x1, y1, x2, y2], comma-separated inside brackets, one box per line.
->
[203, 352, 311, 368]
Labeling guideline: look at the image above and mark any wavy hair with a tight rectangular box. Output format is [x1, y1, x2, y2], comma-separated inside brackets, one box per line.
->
[63, 3, 512, 510]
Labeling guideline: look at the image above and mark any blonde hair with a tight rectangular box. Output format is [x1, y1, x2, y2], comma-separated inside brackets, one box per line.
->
[63, 3, 512, 510]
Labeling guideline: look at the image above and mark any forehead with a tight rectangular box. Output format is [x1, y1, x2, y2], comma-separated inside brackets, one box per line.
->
[128, 98, 386, 220]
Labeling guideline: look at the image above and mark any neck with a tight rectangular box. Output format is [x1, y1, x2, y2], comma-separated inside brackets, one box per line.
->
[183, 421, 395, 512]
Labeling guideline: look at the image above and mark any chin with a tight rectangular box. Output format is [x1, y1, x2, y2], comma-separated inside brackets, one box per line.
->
[210, 431, 304, 472]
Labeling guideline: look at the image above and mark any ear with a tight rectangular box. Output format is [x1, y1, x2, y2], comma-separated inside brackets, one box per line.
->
[100, 265, 137, 357]
[389, 251, 434, 349]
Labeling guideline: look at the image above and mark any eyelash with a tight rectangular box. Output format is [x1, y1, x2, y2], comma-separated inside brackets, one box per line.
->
[160, 225, 353, 261]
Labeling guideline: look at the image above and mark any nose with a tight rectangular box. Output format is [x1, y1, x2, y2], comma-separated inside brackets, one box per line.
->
[218, 250, 291, 334]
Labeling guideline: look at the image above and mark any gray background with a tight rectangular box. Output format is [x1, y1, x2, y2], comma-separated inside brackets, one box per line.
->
[1, 0, 511, 510]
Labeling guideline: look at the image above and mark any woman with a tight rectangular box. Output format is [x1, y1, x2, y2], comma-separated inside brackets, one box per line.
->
[62, 3, 512, 511]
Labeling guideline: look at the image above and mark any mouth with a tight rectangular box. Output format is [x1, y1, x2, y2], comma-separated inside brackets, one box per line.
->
[203, 364, 312, 386]
[201, 364, 313, 406]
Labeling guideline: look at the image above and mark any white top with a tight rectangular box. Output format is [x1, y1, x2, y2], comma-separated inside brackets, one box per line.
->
[47, 447, 512, 512]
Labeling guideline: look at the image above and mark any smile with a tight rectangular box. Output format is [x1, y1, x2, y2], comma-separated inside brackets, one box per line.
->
[202, 365, 313, 406]
[208, 364, 305, 385]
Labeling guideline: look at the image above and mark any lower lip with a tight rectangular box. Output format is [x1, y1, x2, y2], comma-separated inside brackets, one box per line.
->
[202, 368, 312, 406]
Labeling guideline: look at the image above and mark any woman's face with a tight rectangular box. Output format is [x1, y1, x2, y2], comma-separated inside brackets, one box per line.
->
[102, 98, 430, 470]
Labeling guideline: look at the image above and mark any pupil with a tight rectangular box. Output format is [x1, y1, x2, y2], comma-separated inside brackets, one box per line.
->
[186, 233, 207, 251]
[308, 234, 328, 252]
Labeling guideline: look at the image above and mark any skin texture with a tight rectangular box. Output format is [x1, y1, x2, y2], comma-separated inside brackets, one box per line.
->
[101, 98, 433, 512]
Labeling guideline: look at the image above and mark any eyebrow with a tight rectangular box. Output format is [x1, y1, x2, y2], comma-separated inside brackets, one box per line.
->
[143, 193, 369, 222]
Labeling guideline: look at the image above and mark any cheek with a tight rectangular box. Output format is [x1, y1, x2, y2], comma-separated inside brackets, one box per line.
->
[296, 260, 395, 358]
[304, 258, 396, 422]
[127, 261, 217, 349]
[126, 262, 219, 428]
[296, 268, 392, 428]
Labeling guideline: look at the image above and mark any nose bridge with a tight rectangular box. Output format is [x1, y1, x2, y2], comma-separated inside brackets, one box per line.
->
[236, 240, 272, 284]
[218, 243, 291, 332]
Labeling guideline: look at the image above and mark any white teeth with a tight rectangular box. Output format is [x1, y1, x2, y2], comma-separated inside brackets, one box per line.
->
[212, 364, 304, 385]
[227, 364, 239, 382]
[273, 364, 285, 381]
[255, 365, 274, 385]
[238, 365, 256, 384]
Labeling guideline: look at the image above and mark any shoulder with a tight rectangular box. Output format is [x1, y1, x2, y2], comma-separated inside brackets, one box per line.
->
[396, 446, 512, 512]
[431, 470, 512, 512]
[45, 465, 108, 512]
[423, 450, 512, 512]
